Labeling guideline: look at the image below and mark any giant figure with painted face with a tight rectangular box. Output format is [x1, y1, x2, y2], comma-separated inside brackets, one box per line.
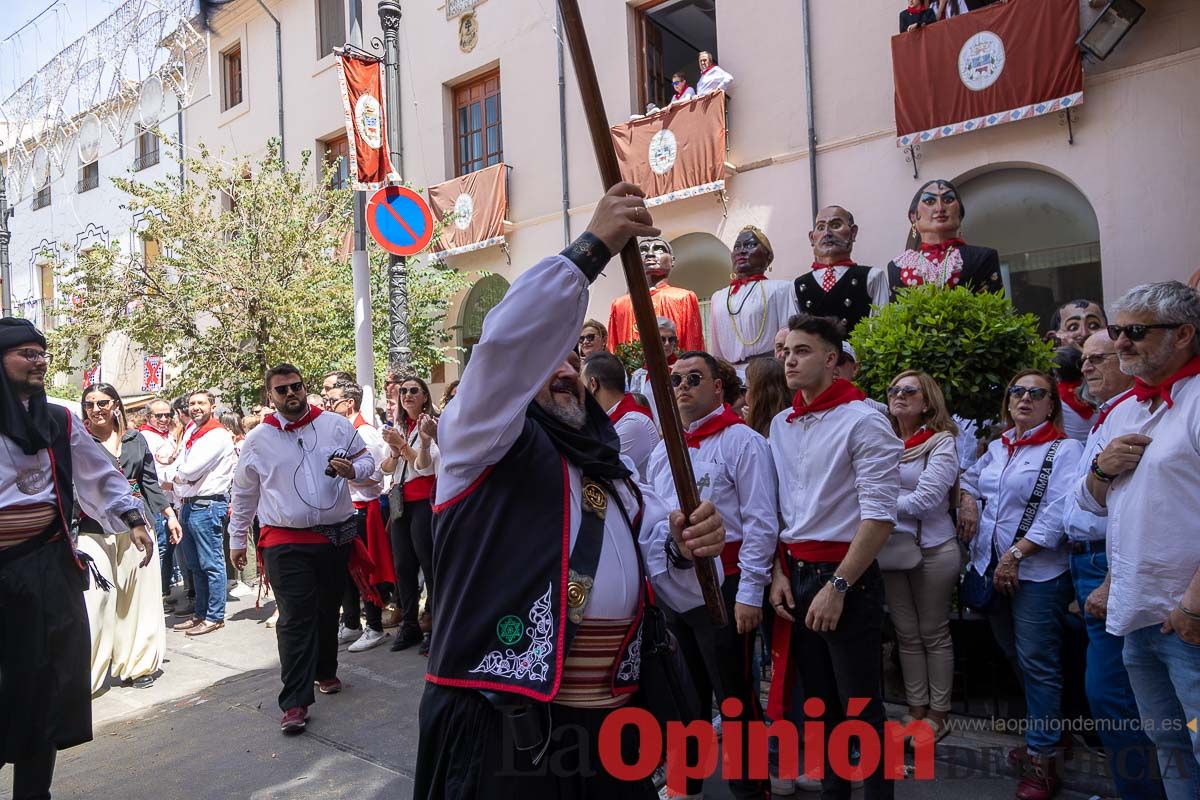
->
[709, 225, 799, 368]
[607, 236, 705, 354]
[887, 179, 1005, 299]
[795, 205, 891, 334]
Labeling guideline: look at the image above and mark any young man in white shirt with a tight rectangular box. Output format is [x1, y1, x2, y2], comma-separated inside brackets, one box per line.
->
[169, 390, 237, 636]
[139, 399, 183, 602]
[645, 350, 777, 800]
[582, 351, 659, 479]
[325, 381, 392, 653]
[1078, 281, 1200, 799]
[229, 364, 376, 734]
[768, 314, 902, 800]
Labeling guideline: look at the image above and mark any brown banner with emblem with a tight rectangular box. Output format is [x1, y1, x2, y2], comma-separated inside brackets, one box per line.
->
[610, 90, 727, 207]
[427, 163, 508, 257]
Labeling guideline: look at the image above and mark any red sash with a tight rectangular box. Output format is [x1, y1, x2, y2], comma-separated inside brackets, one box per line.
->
[354, 498, 396, 585]
[1057, 379, 1094, 421]
[258, 524, 382, 607]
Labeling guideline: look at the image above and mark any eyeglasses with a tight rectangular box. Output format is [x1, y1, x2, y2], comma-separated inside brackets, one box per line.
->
[670, 372, 705, 388]
[272, 380, 305, 396]
[1107, 323, 1183, 342]
[8, 348, 52, 365]
[398, 386, 424, 396]
[578, 333, 597, 345]
[1008, 386, 1049, 401]
[323, 397, 348, 409]
[150, 411, 173, 419]
[661, 335, 678, 345]
[83, 399, 114, 410]
[1082, 353, 1115, 367]
[886, 386, 921, 397]
[671, 79, 684, 85]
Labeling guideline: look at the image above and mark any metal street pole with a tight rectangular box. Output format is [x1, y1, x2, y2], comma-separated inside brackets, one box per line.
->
[348, 0, 376, 413]
[0, 154, 12, 318]
[378, 0, 409, 374]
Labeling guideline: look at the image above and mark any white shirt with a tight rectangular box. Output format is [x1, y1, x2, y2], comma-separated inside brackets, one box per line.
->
[1064, 417, 1107, 544]
[172, 422, 236, 499]
[961, 423, 1083, 583]
[769, 400, 902, 545]
[896, 433, 960, 549]
[670, 86, 696, 104]
[1061, 400, 1094, 443]
[228, 409, 375, 550]
[348, 416, 386, 503]
[807, 265, 891, 312]
[709, 279, 798, 365]
[696, 65, 734, 96]
[1075, 373, 1200, 636]
[436, 255, 713, 617]
[646, 405, 778, 607]
[0, 411, 140, 530]
[954, 416, 985, 471]
[607, 400, 660, 480]
[140, 425, 176, 507]
[391, 422, 441, 487]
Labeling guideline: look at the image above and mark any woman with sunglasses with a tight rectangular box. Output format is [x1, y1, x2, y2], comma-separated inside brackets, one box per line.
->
[958, 370, 1083, 799]
[882, 370, 960, 743]
[78, 383, 173, 692]
[380, 375, 440, 656]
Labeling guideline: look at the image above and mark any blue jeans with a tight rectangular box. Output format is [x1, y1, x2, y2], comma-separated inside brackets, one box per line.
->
[155, 513, 178, 595]
[179, 500, 228, 623]
[1123, 624, 1200, 800]
[1070, 550, 1165, 799]
[987, 572, 1073, 754]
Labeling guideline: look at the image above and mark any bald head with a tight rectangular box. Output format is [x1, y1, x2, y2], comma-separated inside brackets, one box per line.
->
[1081, 331, 1132, 404]
[810, 205, 858, 264]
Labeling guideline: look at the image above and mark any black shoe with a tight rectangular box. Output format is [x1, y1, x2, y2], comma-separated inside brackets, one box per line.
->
[390, 628, 423, 652]
[133, 674, 156, 689]
[418, 633, 431, 657]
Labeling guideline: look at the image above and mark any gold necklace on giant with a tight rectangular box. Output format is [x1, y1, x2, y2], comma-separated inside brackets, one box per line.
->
[726, 279, 768, 347]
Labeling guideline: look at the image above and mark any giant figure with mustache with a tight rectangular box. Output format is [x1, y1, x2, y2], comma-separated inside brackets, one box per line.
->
[795, 205, 891, 334]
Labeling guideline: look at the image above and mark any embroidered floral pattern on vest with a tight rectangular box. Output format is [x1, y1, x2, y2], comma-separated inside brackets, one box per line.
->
[470, 583, 556, 683]
[616, 618, 643, 682]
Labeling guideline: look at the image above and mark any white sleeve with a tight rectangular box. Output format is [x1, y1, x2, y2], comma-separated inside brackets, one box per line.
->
[707, 299, 726, 361]
[436, 255, 591, 503]
[960, 441, 995, 498]
[849, 412, 902, 523]
[868, 267, 891, 312]
[733, 432, 778, 608]
[174, 431, 233, 484]
[228, 435, 260, 549]
[69, 419, 141, 531]
[350, 425, 386, 490]
[638, 479, 720, 613]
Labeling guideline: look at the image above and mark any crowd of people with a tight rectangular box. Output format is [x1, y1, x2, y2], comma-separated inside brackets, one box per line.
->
[899, 0, 1004, 34]
[0, 179, 1197, 800]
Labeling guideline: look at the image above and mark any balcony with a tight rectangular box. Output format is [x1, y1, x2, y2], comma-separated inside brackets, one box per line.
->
[133, 147, 160, 172]
[32, 186, 51, 210]
[77, 171, 100, 194]
[427, 163, 513, 262]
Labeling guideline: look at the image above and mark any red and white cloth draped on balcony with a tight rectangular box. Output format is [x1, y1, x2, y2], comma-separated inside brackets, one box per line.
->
[427, 163, 510, 260]
[610, 90, 728, 208]
[891, 0, 1084, 148]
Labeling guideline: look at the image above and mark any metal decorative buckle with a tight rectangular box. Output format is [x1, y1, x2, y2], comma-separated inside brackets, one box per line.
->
[566, 569, 594, 624]
[582, 479, 607, 519]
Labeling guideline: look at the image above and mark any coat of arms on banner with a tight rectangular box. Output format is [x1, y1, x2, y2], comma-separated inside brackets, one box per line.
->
[453, 193, 474, 230]
[648, 129, 678, 175]
[142, 355, 164, 393]
[959, 32, 1006, 91]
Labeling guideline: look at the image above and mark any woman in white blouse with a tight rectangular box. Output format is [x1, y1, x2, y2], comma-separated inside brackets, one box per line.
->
[958, 370, 1083, 798]
[882, 370, 961, 742]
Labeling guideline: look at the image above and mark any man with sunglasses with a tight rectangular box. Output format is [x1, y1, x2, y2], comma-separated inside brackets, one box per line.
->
[228, 365, 376, 734]
[169, 390, 236, 637]
[1077, 281, 1200, 799]
[607, 236, 704, 355]
[139, 399, 185, 607]
[644, 350, 777, 800]
[0, 317, 154, 800]
[628, 316, 681, 428]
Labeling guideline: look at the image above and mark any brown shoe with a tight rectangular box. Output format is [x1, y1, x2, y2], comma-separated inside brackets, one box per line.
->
[173, 617, 202, 631]
[185, 620, 225, 636]
[1015, 753, 1061, 800]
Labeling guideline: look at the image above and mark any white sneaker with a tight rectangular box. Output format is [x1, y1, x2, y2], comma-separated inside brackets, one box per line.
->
[796, 773, 823, 792]
[230, 581, 256, 598]
[348, 628, 388, 652]
[770, 776, 796, 795]
[337, 624, 360, 644]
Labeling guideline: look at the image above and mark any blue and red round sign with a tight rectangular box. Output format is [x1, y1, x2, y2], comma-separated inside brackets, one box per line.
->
[365, 185, 435, 257]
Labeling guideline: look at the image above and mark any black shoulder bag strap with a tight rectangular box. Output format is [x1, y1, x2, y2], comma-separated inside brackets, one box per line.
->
[1010, 440, 1063, 548]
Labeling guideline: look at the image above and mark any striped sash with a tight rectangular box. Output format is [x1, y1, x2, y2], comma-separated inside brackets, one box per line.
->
[0, 504, 60, 549]
[557, 617, 637, 709]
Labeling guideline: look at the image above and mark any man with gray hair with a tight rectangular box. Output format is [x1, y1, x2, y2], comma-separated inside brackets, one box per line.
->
[1077, 280, 1200, 799]
[628, 316, 679, 427]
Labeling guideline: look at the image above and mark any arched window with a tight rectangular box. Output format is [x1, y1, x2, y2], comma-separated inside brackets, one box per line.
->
[457, 273, 511, 367]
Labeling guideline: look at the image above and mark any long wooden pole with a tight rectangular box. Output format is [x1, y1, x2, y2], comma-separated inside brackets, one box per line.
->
[557, 0, 726, 627]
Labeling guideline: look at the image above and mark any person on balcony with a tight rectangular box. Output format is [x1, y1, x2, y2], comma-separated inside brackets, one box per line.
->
[796, 205, 890, 334]
[670, 71, 695, 104]
[901, 0, 939, 32]
[607, 236, 705, 354]
[887, 178, 1005, 300]
[710, 226, 799, 371]
[696, 50, 733, 96]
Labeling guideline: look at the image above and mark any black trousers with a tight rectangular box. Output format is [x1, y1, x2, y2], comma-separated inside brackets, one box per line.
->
[390, 498, 434, 632]
[3, 747, 56, 800]
[788, 560, 892, 800]
[664, 571, 769, 799]
[262, 542, 351, 712]
[414, 683, 657, 800]
[341, 509, 383, 632]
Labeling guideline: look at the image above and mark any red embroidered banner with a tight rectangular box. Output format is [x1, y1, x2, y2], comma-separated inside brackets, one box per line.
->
[335, 54, 399, 190]
[427, 163, 509, 258]
[892, 0, 1083, 147]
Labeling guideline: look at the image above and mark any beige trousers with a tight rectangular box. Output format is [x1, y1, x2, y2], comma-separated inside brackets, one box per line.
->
[79, 531, 166, 694]
[882, 537, 963, 712]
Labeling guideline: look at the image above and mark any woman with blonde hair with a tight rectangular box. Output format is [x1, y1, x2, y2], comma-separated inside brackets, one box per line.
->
[881, 370, 960, 741]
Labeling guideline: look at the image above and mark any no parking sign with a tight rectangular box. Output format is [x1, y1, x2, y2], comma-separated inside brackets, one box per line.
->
[365, 186, 435, 257]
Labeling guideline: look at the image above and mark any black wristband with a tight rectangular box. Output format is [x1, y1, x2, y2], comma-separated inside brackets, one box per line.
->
[665, 536, 694, 570]
[560, 232, 613, 283]
[1090, 455, 1115, 483]
[120, 509, 148, 529]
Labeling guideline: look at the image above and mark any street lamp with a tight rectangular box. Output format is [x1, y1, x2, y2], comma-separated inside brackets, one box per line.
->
[377, 0, 409, 374]
[1078, 0, 1146, 61]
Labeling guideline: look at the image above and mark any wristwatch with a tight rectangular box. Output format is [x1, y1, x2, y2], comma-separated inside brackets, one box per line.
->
[120, 509, 148, 530]
[1008, 545, 1025, 561]
[830, 575, 851, 593]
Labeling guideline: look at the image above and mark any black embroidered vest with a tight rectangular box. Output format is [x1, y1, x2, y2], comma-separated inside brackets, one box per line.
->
[427, 416, 645, 703]
[794, 265, 874, 332]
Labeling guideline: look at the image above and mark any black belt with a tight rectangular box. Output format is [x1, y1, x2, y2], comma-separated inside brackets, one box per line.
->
[1070, 540, 1105, 556]
[184, 494, 226, 504]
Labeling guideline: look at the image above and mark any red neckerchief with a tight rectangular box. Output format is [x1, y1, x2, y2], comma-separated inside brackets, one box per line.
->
[685, 404, 745, 448]
[918, 238, 965, 263]
[730, 273, 767, 295]
[1001, 421, 1066, 458]
[786, 378, 866, 423]
[811, 260, 856, 272]
[184, 417, 224, 449]
[403, 415, 419, 436]
[1057, 379, 1094, 420]
[352, 413, 369, 429]
[904, 427, 935, 449]
[1131, 355, 1200, 410]
[609, 393, 654, 424]
[672, 83, 691, 100]
[138, 423, 168, 436]
[1092, 388, 1136, 433]
[261, 405, 323, 432]
[701, 65, 715, 77]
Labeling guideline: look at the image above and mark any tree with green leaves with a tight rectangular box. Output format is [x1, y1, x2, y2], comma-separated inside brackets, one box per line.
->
[43, 140, 467, 407]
